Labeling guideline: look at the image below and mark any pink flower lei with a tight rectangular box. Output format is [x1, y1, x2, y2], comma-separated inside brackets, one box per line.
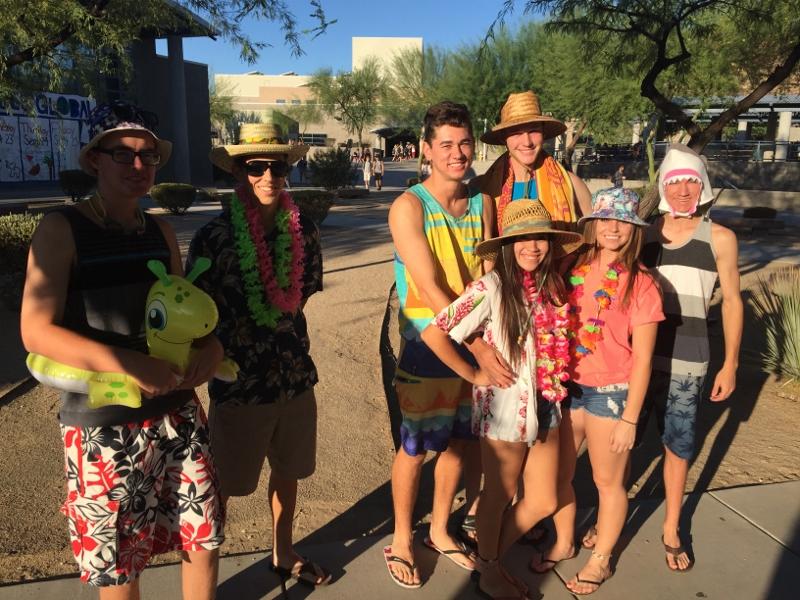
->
[230, 184, 305, 328]
[523, 271, 571, 402]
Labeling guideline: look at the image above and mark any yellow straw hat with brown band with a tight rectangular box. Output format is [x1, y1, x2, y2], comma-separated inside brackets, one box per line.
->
[480, 91, 567, 145]
[209, 122, 309, 173]
[475, 199, 583, 261]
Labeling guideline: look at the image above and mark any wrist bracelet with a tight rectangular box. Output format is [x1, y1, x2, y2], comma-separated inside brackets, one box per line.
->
[620, 417, 637, 426]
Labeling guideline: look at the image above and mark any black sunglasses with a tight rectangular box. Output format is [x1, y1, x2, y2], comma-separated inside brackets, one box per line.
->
[94, 147, 161, 166]
[243, 160, 290, 177]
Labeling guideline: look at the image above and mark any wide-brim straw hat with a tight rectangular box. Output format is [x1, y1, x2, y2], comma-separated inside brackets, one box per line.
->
[79, 102, 172, 176]
[210, 122, 309, 173]
[476, 199, 583, 261]
[480, 91, 567, 145]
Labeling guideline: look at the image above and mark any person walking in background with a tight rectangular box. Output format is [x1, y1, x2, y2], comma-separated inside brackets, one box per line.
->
[532, 188, 663, 595]
[373, 155, 384, 191]
[611, 164, 626, 188]
[363, 154, 373, 190]
[422, 200, 582, 599]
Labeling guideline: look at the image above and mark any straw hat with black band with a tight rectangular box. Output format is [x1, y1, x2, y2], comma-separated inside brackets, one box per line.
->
[475, 199, 583, 261]
[480, 91, 566, 145]
[210, 123, 308, 173]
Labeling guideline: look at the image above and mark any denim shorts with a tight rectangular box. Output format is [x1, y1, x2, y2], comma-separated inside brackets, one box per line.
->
[636, 371, 704, 460]
[565, 383, 628, 419]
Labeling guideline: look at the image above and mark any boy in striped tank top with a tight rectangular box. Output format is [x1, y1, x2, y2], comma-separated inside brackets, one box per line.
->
[385, 102, 501, 589]
[638, 145, 743, 572]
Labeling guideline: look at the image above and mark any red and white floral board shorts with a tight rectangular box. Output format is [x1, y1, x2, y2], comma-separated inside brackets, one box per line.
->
[59, 399, 225, 587]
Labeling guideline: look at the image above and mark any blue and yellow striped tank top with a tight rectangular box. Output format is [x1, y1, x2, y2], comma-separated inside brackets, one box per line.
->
[394, 183, 484, 341]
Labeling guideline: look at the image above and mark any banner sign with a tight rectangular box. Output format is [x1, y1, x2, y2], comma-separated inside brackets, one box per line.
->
[0, 93, 95, 182]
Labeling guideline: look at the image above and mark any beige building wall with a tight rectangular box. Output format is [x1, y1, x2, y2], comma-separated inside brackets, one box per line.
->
[352, 37, 423, 73]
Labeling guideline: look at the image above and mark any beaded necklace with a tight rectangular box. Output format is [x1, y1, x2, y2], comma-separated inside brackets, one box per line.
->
[230, 185, 305, 328]
[568, 260, 625, 358]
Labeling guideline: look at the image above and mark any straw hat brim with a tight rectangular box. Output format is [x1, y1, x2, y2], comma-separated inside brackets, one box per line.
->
[210, 143, 309, 173]
[475, 225, 583, 261]
[480, 116, 567, 145]
[78, 128, 172, 176]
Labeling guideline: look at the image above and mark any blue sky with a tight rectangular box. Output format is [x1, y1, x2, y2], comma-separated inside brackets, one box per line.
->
[172, 0, 531, 77]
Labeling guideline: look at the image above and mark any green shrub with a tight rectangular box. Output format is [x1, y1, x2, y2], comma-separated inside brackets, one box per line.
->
[0, 212, 42, 310]
[749, 266, 800, 381]
[150, 183, 196, 214]
[309, 148, 358, 191]
[59, 170, 95, 202]
[406, 177, 420, 187]
[291, 190, 335, 225]
[195, 187, 217, 204]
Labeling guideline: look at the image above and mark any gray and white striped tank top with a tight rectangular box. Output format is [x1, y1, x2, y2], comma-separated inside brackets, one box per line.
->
[642, 217, 718, 376]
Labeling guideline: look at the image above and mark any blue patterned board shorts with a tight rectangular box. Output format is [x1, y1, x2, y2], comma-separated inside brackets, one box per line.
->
[565, 383, 628, 419]
[636, 370, 705, 460]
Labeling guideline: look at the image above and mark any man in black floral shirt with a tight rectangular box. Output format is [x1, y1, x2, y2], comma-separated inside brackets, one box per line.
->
[187, 122, 329, 586]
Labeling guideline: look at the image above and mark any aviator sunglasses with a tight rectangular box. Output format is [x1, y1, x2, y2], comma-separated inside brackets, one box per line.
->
[243, 159, 290, 177]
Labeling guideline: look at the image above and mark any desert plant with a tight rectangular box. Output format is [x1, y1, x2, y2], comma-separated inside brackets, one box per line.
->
[290, 190, 335, 225]
[0, 212, 42, 310]
[749, 266, 800, 381]
[150, 183, 196, 215]
[59, 169, 95, 202]
[336, 187, 370, 199]
[309, 148, 358, 191]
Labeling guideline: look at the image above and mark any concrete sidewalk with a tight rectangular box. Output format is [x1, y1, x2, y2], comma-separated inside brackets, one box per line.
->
[2, 480, 797, 599]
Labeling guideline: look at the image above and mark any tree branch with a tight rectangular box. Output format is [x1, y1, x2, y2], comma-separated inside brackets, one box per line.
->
[3, 0, 111, 69]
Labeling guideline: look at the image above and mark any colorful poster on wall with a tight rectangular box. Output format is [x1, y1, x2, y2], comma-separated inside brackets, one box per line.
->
[0, 115, 22, 182]
[19, 117, 54, 181]
[0, 92, 94, 183]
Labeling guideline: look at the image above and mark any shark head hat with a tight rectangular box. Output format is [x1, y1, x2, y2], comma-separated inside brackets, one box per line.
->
[658, 144, 714, 217]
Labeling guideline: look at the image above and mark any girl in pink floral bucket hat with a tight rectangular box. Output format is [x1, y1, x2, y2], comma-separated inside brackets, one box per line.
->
[532, 186, 665, 595]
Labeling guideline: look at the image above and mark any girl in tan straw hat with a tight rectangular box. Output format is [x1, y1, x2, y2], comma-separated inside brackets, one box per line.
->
[421, 199, 582, 599]
[530, 187, 664, 595]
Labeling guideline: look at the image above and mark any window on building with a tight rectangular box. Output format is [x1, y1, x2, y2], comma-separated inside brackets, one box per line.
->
[291, 99, 301, 105]
[275, 99, 286, 104]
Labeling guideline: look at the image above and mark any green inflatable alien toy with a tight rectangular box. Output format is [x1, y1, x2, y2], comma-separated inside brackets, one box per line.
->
[26, 257, 238, 409]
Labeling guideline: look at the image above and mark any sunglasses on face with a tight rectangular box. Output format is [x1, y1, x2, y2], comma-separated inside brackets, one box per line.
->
[94, 147, 161, 166]
[243, 160, 290, 177]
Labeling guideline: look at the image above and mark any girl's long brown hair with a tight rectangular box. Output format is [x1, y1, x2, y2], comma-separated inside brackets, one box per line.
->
[495, 236, 567, 369]
[572, 220, 651, 308]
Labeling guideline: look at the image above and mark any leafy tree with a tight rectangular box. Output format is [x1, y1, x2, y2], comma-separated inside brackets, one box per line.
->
[284, 100, 323, 135]
[382, 46, 448, 131]
[491, 1, 800, 151]
[209, 78, 236, 141]
[308, 57, 387, 148]
[0, 1, 336, 101]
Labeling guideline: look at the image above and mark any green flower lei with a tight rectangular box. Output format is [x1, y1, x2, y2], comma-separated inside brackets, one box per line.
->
[230, 192, 292, 328]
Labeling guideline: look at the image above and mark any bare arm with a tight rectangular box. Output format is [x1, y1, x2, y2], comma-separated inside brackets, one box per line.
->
[389, 192, 454, 313]
[610, 321, 658, 453]
[20, 213, 178, 396]
[710, 224, 742, 401]
[569, 172, 593, 218]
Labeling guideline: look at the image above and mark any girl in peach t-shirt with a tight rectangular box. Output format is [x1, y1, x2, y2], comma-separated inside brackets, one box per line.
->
[532, 188, 664, 595]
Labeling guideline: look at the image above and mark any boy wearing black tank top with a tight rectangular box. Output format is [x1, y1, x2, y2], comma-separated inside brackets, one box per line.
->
[20, 102, 224, 597]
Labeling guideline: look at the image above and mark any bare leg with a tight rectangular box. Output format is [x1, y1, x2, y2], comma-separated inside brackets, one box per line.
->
[99, 580, 140, 600]
[663, 446, 691, 570]
[389, 448, 425, 586]
[531, 410, 584, 570]
[566, 414, 627, 594]
[428, 439, 475, 569]
[476, 438, 527, 598]
[497, 426, 561, 557]
[181, 549, 220, 600]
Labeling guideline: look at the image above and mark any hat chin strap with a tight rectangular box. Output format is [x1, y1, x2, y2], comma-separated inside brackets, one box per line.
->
[670, 201, 698, 218]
